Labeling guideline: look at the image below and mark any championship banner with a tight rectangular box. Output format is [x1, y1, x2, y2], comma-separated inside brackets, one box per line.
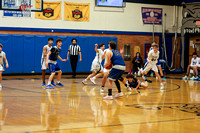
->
[35, 1, 61, 20]
[64, 2, 90, 21]
[142, 7, 162, 25]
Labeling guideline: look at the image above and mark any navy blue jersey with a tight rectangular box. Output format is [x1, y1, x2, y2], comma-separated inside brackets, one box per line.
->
[111, 50, 125, 66]
[126, 77, 139, 88]
[49, 46, 61, 61]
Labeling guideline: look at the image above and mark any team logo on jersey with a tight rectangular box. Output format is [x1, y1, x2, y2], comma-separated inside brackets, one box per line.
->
[72, 9, 82, 19]
[43, 8, 54, 18]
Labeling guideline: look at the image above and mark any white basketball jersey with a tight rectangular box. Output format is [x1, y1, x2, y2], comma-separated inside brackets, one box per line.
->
[148, 49, 160, 64]
[41, 44, 52, 59]
[191, 57, 198, 66]
[0, 51, 5, 65]
[93, 49, 104, 64]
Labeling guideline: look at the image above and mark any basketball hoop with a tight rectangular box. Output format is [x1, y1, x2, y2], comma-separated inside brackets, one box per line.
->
[20, 5, 32, 17]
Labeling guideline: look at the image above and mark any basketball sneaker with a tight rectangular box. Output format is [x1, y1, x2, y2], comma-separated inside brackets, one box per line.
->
[46, 84, 54, 89]
[182, 75, 188, 80]
[100, 87, 104, 93]
[114, 92, 124, 98]
[82, 80, 87, 85]
[51, 81, 56, 87]
[103, 95, 113, 100]
[190, 76, 196, 80]
[145, 79, 152, 83]
[194, 76, 199, 80]
[90, 77, 96, 84]
[56, 82, 64, 87]
[42, 83, 46, 87]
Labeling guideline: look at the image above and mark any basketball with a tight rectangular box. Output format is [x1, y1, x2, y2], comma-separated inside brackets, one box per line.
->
[105, 64, 112, 69]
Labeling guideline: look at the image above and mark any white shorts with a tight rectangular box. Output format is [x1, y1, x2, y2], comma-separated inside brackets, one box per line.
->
[0, 65, 4, 71]
[143, 63, 158, 73]
[41, 58, 47, 70]
[197, 65, 200, 68]
[103, 68, 111, 73]
[91, 62, 103, 73]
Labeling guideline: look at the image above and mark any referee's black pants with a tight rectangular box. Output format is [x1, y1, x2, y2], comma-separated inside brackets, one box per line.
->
[70, 55, 78, 77]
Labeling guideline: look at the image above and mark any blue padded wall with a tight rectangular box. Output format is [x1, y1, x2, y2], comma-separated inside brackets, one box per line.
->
[0, 34, 117, 74]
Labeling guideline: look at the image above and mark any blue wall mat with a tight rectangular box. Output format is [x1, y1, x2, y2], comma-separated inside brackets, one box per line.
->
[0, 34, 117, 74]
[165, 35, 173, 67]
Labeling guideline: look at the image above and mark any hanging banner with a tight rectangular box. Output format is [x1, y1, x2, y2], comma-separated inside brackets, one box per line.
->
[64, 2, 90, 21]
[35, 1, 61, 20]
[3, 10, 24, 17]
[142, 7, 162, 25]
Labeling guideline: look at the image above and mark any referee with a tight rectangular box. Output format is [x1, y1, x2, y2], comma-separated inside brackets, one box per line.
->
[67, 38, 82, 78]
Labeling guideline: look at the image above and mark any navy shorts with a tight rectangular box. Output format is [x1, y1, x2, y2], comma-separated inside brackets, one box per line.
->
[48, 63, 61, 73]
[157, 60, 161, 66]
[108, 68, 124, 81]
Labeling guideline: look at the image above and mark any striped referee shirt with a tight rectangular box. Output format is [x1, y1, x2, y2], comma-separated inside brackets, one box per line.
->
[68, 44, 81, 55]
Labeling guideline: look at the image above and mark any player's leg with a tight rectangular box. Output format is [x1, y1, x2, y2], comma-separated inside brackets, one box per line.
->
[157, 65, 167, 82]
[82, 72, 96, 85]
[41, 58, 47, 86]
[89, 64, 102, 85]
[152, 65, 164, 89]
[140, 63, 152, 83]
[0, 71, 2, 89]
[140, 81, 148, 88]
[55, 64, 64, 87]
[100, 69, 110, 93]
[103, 79, 114, 100]
[46, 63, 56, 89]
[182, 65, 191, 79]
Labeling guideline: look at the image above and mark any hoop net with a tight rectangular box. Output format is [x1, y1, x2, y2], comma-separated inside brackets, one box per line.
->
[20, 5, 32, 17]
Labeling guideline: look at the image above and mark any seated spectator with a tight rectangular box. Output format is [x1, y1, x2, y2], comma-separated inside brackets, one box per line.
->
[182, 52, 199, 80]
[132, 52, 143, 73]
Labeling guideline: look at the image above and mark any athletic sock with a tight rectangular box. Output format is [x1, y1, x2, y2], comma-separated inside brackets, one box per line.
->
[108, 89, 112, 96]
[161, 76, 164, 78]
[115, 80, 121, 93]
[57, 81, 60, 83]
[47, 81, 51, 85]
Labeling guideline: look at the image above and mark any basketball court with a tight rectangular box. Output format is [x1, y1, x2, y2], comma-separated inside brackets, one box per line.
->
[0, 0, 200, 132]
[0, 75, 198, 133]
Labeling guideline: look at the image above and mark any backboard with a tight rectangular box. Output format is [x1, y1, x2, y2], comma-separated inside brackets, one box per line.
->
[0, 0, 43, 12]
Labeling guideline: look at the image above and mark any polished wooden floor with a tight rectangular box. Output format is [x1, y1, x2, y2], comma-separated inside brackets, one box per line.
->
[0, 75, 200, 133]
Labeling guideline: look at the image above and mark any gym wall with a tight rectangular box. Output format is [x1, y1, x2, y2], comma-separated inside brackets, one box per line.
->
[0, 0, 182, 74]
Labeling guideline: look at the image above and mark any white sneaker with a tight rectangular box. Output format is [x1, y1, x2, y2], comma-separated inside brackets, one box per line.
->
[82, 80, 87, 85]
[100, 88, 104, 93]
[182, 75, 188, 80]
[90, 77, 96, 84]
[190, 76, 195, 80]
[103, 95, 113, 100]
[127, 87, 132, 91]
[194, 76, 199, 80]
[114, 92, 124, 98]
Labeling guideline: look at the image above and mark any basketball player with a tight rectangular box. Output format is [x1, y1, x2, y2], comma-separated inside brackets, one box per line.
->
[41, 38, 55, 87]
[103, 41, 126, 100]
[82, 43, 105, 85]
[45, 38, 66, 89]
[138, 44, 164, 89]
[0, 44, 9, 89]
[90, 43, 111, 92]
[125, 74, 148, 92]
[182, 52, 199, 80]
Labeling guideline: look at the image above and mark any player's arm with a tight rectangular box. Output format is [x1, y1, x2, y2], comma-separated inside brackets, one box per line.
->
[45, 51, 51, 67]
[79, 51, 82, 62]
[147, 51, 152, 63]
[135, 80, 141, 90]
[67, 51, 70, 61]
[43, 46, 47, 57]
[3, 53, 8, 68]
[104, 51, 112, 68]
[95, 44, 99, 53]
[58, 55, 66, 62]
